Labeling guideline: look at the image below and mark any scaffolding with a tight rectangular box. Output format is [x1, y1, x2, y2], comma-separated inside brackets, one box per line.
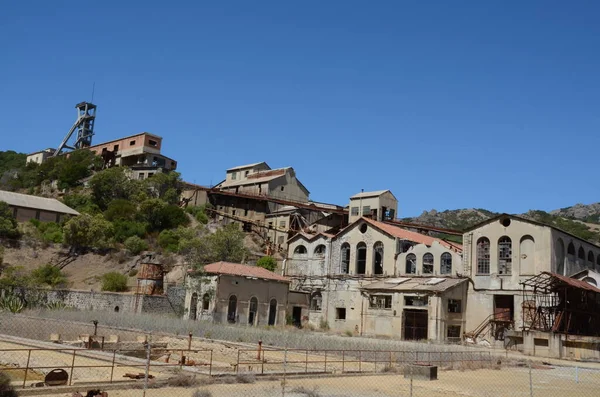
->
[520, 271, 600, 337]
[53, 102, 97, 156]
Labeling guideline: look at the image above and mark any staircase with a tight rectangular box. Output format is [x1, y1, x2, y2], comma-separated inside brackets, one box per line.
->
[465, 314, 514, 344]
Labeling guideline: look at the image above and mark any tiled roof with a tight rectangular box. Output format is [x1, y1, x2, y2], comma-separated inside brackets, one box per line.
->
[203, 261, 289, 283]
[350, 190, 391, 199]
[362, 277, 467, 293]
[362, 217, 462, 252]
[0, 190, 80, 216]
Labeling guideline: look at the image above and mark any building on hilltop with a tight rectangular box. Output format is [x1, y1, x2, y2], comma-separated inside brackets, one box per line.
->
[348, 190, 398, 223]
[0, 189, 79, 223]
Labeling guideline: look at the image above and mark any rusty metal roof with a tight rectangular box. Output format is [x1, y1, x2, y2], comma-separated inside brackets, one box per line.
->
[202, 261, 290, 283]
[521, 271, 600, 294]
[361, 277, 467, 293]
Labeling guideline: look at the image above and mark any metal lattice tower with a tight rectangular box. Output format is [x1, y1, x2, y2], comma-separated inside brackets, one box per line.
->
[53, 102, 97, 156]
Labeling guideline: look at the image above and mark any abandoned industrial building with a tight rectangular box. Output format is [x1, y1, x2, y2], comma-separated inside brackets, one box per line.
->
[0, 189, 79, 223]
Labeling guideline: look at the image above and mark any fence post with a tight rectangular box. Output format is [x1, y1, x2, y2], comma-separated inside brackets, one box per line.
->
[575, 366, 579, 384]
[389, 351, 392, 369]
[209, 350, 213, 376]
[22, 349, 32, 389]
[342, 350, 345, 373]
[142, 340, 151, 397]
[110, 350, 116, 383]
[305, 350, 308, 374]
[324, 350, 328, 373]
[236, 350, 240, 374]
[359, 350, 362, 372]
[409, 365, 413, 397]
[283, 348, 288, 397]
[529, 363, 533, 397]
[69, 350, 76, 386]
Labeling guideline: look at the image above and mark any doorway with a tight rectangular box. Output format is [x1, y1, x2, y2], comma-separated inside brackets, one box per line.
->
[494, 295, 514, 321]
[248, 297, 258, 326]
[292, 306, 302, 328]
[189, 293, 198, 320]
[268, 299, 277, 326]
[227, 295, 237, 323]
[403, 309, 428, 340]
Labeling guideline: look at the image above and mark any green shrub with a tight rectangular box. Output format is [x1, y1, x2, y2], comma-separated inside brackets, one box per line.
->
[112, 220, 147, 242]
[63, 213, 114, 250]
[101, 272, 128, 292]
[256, 256, 277, 272]
[128, 269, 138, 277]
[0, 294, 25, 313]
[124, 236, 148, 255]
[30, 264, 67, 288]
[158, 229, 180, 252]
[104, 199, 137, 222]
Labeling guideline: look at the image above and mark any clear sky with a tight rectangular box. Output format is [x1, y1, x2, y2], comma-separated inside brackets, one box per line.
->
[1, 1, 599, 217]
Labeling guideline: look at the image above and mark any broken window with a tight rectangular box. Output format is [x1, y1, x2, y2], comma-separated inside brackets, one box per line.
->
[373, 241, 384, 275]
[148, 139, 158, 147]
[314, 245, 326, 257]
[232, 172, 237, 180]
[422, 253, 434, 274]
[362, 206, 371, 215]
[567, 242, 575, 256]
[130, 140, 136, 146]
[476, 237, 490, 275]
[310, 292, 322, 311]
[351, 207, 359, 216]
[404, 296, 427, 307]
[441, 253, 452, 274]
[340, 243, 350, 274]
[448, 299, 462, 313]
[498, 236, 512, 275]
[356, 242, 367, 274]
[279, 220, 286, 228]
[578, 246, 585, 261]
[202, 293, 210, 311]
[369, 295, 392, 309]
[245, 170, 250, 177]
[335, 307, 346, 320]
[138, 173, 145, 180]
[405, 254, 416, 274]
[294, 245, 307, 255]
[447, 325, 461, 339]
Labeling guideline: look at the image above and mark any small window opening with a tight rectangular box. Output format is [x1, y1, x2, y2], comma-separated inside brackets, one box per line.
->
[149, 139, 158, 147]
[359, 223, 368, 233]
[369, 295, 392, 309]
[500, 218, 511, 227]
[335, 308, 346, 320]
[448, 299, 462, 313]
[114, 306, 120, 313]
[130, 140, 135, 146]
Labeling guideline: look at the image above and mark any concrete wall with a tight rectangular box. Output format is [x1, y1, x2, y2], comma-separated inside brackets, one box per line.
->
[226, 163, 270, 183]
[551, 228, 600, 276]
[348, 191, 397, 223]
[507, 330, 600, 361]
[11, 206, 67, 223]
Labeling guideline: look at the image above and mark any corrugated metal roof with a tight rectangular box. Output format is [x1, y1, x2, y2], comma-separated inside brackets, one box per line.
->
[350, 190, 391, 199]
[0, 190, 79, 216]
[544, 271, 600, 294]
[226, 162, 268, 171]
[219, 168, 289, 188]
[362, 277, 467, 293]
[203, 261, 289, 283]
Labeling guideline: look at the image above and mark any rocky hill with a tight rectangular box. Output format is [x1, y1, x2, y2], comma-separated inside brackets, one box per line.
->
[403, 203, 600, 245]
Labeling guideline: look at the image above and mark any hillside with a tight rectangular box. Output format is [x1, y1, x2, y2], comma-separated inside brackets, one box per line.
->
[403, 203, 600, 245]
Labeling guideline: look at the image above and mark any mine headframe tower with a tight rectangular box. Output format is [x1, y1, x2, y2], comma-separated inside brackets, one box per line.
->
[53, 102, 97, 156]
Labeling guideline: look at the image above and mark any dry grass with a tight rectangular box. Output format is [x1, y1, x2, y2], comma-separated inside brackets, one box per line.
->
[166, 373, 200, 387]
[235, 373, 256, 384]
[191, 390, 212, 397]
[290, 386, 323, 397]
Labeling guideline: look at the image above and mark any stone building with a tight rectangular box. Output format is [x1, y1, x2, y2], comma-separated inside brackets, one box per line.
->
[348, 190, 398, 223]
[185, 261, 291, 326]
[461, 214, 600, 343]
[0, 189, 79, 223]
[285, 215, 463, 341]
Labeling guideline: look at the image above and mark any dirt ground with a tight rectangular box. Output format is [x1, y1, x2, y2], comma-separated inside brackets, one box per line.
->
[27, 367, 600, 397]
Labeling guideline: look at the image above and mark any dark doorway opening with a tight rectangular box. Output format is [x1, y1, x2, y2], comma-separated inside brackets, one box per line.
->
[189, 293, 198, 320]
[227, 295, 237, 323]
[268, 299, 277, 326]
[494, 295, 514, 321]
[403, 309, 428, 340]
[249, 297, 258, 326]
[292, 306, 302, 328]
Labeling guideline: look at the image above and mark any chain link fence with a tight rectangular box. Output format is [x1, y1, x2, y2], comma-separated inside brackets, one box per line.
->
[1, 313, 599, 397]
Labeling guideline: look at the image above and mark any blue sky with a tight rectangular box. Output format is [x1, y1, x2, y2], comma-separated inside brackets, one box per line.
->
[1, 1, 599, 217]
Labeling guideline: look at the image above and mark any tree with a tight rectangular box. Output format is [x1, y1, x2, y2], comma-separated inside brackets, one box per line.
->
[104, 199, 137, 222]
[62, 193, 101, 215]
[185, 224, 249, 270]
[143, 171, 183, 205]
[30, 264, 67, 288]
[124, 236, 148, 255]
[63, 213, 114, 250]
[101, 272, 128, 292]
[257, 256, 277, 272]
[138, 199, 189, 232]
[0, 201, 19, 239]
[89, 167, 142, 210]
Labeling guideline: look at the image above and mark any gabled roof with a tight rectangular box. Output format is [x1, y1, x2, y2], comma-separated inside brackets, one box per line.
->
[350, 190, 396, 200]
[362, 277, 467, 293]
[226, 162, 269, 172]
[287, 232, 333, 244]
[0, 190, 80, 216]
[202, 261, 289, 283]
[218, 167, 289, 188]
[359, 217, 462, 252]
[463, 213, 600, 249]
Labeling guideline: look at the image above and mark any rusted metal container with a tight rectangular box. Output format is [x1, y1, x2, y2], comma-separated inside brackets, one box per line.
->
[137, 262, 164, 295]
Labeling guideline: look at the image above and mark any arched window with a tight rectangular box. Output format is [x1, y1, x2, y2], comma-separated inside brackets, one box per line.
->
[588, 251, 595, 265]
[268, 298, 277, 326]
[227, 295, 237, 324]
[356, 242, 367, 274]
[554, 238, 565, 275]
[310, 291, 322, 311]
[422, 253, 434, 274]
[556, 239, 565, 275]
[294, 245, 307, 255]
[314, 245, 326, 257]
[440, 253, 452, 275]
[248, 297, 258, 325]
[578, 247, 585, 261]
[520, 236, 535, 275]
[340, 243, 350, 274]
[373, 242, 384, 275]
[476, 238, 490, 275]
[567, 242, 575, 256]
[498, 236, 512, 275]
[406, 254, 417, 274]
[189, 293, 198, 321]
[202, 293, 210, 311]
